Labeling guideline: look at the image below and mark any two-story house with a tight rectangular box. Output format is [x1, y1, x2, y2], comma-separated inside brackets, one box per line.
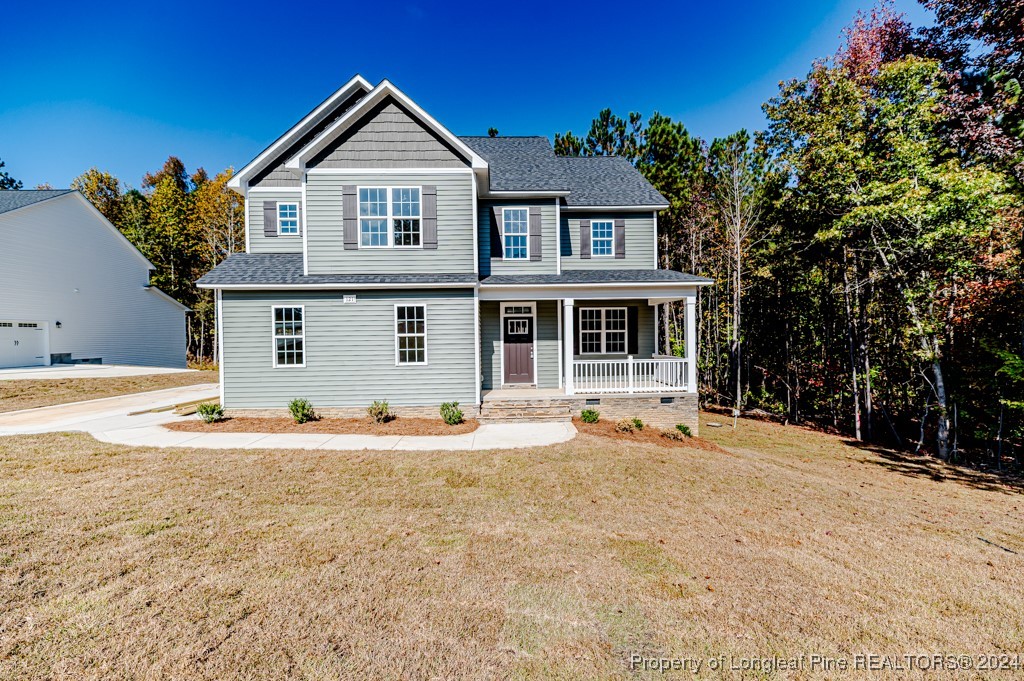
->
[198, 76, 710, 432]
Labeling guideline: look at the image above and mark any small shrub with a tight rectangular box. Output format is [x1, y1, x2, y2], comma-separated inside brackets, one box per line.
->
[580, 408, 600, 424]
[367, 400, 393, 424]
[196, 402, 224, 424]
[440, 401, 464, 426]
[288, 398, 318, 424]
[615, 418, 636, 434]
[675, 423, 692, 437]
[631, 417, 645, 431]
[662, 428, 685, 441]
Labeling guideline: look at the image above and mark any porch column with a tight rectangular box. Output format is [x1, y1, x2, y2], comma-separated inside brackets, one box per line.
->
[685, 296, 697, 393]
[562, 297, 575, 395]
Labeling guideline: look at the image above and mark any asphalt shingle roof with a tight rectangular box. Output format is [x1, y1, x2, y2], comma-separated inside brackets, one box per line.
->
[559, 157, 668, 207]
[197, 254, 478, 287]
[0, 190, 73, 215]
[460, 136, 570, 192]
[480, 270, 712, 286]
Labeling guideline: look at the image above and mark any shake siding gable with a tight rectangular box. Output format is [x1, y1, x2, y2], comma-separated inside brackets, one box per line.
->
[305, 172, 474, 274]
[221, 289, 476, 408]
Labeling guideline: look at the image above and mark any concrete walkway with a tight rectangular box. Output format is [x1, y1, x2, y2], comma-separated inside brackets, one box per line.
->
[0, 364, 196, 381]
[0, 386, 577, 451]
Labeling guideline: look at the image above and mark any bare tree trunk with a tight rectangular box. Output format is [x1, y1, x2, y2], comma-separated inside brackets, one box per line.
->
[932, 354, 950, 460]
[842, 252, 862, 440]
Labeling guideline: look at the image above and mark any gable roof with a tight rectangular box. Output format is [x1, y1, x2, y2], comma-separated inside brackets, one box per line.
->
[285, 80, 487, 172]
[560, 156, 668, 208]
[0, 189, 73, 215]
[459, 136, 569, 193]
[228, 75, 372, 190]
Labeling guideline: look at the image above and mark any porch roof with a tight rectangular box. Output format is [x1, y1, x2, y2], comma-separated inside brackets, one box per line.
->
[479, 269, 712, 287]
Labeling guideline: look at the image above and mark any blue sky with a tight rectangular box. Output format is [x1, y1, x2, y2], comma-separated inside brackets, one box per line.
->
[0, 0, 932, 189]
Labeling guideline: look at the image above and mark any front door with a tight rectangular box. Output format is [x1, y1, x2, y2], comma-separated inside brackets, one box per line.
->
[503, 317, 534, 384]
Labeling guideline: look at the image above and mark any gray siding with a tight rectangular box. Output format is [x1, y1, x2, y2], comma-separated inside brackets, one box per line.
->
[247, 190, 304, 254]
[309, 101, 468, 169]
[572, 300, 655, 360]
[222, 289, 477, 408]
[0, 195, 186, 367]
[479, 199, 558, 276]
[305, 172, 475, 275]
[480, 300, 560, 390]
[560, 212, 657, 270]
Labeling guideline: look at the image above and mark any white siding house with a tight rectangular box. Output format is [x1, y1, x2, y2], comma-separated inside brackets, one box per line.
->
[0, 190, 188, 368]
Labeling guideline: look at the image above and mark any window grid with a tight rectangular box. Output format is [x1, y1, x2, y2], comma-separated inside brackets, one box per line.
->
[579, 307, 627, 355]
[396, 305, 427, 365]
[592, 220, 613, 256]
[360, 187, 421, 247]
[502, 208, 528, 260]
[273, 306, 304, 367]
[278, 203, 299, 235]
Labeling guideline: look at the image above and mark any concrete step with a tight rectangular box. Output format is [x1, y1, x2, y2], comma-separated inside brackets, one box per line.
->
[478, 414, 572, 424]
[478, 401, 572, 424]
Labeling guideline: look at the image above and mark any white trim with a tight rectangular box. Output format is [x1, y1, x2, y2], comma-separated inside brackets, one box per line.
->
[473, 288, 481, 405]
[246, 186, 302, 193]
[480, 285, 702, 303]
[555, 198, 561, 275]
[301, 178, 309, 276]
[499, 206, 530, 261]
[306, 167, 473, 175]
[471, 172, 480, 276]
[556, 301, 563, 388]
[498, 301, 537, 386]
[216, 289, 224, 404]
[271, 304, 306, 368]
[199, 282, 475, 291]
[228, 74, 372, 190]
[394, 303, 428, 366]
[482, 190, 570, 198]
[285, 80, 488, 172]
[357, 185, 423, 249]
[562, 204, 669, 211]
[276, 201, 300, 236]
[578, 306, 628, 356]
[481, 280, 713, 289]
[243, 190, 250, 253]
[590, 219, 615, 258]
[562, 298, 575, 395]
[145, 285, 191, 311]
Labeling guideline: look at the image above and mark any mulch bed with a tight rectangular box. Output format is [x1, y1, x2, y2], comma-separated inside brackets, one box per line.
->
[166, 416, 479, 436]
[572, 418, 725, 452]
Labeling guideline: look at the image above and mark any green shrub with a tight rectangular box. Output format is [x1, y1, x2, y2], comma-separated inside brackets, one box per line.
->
[440, 401, 464, 425]
[675, 423, 692, 437]
[631, 417, 645, 431]
[662, 428, 685, 441]
[196, 402, 224, 424]
[580, 408, 600, 424]
[288, 398, 317, 424]
[367, 400, 393, 424]
[615, 418, 636, 434]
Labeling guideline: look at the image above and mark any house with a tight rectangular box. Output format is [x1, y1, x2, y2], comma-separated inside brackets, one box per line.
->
[0, 190, 188, 368]
[199, 76, 711, 431]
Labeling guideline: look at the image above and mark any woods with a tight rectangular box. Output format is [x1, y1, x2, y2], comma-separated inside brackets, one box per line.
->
[556, 1, 1024, 466]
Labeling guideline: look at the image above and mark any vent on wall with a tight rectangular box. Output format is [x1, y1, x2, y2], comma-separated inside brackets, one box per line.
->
[660, 397, 676, 404]
[586, 398, 600, 405]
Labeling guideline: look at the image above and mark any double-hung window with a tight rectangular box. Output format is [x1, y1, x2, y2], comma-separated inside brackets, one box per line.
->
[579, 307, 627, 354]
[278, 203, 299, 235]
[502, 208, 528, 259]
[591, 220, 613, 256]
[359, 187, 421, 247]
[273, 306, 305, 367]
[395, 305, 427, 365]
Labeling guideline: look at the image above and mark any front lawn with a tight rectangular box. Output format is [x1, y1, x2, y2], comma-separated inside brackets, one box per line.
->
[0, 370, 218, 413]
[0, 416, 1021, 678]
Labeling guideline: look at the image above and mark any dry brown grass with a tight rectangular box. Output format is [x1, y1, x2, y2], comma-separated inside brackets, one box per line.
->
[573, 417, 724, 452]
[0, 371, 218, 413]
[1, 414, 1023, 679]
[167, 416, 480, 436]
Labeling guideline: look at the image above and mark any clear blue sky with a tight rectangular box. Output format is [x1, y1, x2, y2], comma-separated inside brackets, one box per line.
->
[0, 0, 932, 189]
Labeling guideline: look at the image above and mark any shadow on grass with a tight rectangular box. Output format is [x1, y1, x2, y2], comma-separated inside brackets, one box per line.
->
[844, 440, 1024, 495]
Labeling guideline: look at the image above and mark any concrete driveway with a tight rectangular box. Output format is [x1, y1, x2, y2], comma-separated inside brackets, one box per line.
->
[0, 364, 197, 381]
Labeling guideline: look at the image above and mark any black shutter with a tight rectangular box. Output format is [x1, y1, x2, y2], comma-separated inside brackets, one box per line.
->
[580, 219, 591, 259]
[422, 185, 437, 249]
[342, 185, 358, 249]
[572, 307, 580, 355]
[614, 218, 626, 259]
[263, 201, 277, 238]
[490, 206, 503, 258]
[528, 206, 542, 261]
[627, 307, 639, 355]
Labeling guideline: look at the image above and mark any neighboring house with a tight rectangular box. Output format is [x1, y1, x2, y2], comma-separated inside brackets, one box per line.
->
[200, 76, 711, 430]
[0, 190, 188, 369]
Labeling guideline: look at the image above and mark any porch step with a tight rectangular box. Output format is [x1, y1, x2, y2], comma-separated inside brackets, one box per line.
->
[478, 401, 572, 423]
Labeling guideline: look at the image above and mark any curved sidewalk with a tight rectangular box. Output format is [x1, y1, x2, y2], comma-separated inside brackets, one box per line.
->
[0, 387, 577, 451]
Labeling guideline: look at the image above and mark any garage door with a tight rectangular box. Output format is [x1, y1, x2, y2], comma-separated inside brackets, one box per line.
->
[0, 322, 46, 368]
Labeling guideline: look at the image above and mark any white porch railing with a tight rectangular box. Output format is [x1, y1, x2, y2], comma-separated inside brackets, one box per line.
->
[572, 355, 689, 394]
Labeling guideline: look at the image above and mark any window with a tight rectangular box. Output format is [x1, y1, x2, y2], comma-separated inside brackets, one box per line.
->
[0, 322, 11, 327]
[579, 307, 627, 354]
[395, 305, 427, 365]
[507, 319, 529, 335]
[592, 220, 613, 256]
[502, 208, 528, 259]
[503, 305, 532, 315]
[273, 306, 304, 367]
[360, 187, 420, 247]
[278, 203, 299, 235]
[18, 323, 38, 328]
